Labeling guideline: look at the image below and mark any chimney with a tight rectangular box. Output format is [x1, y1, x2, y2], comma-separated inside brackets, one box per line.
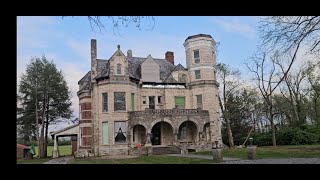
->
[91, 39, 97, 82]
[127, 49, 132, 58]
[165, 51, 174, 65]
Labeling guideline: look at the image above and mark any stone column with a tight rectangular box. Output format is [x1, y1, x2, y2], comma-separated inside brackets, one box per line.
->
[247, 145, 257, 160]
[145, 133, 152, 147]
[173, 132, 178, 145]
[52, 135, 60, 158]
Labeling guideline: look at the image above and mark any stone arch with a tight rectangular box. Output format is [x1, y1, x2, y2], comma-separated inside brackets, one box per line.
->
[178, 120, 198, 142]
[132, 124, 147, 145]
[149, 119, 174, 134]
[177, 119, 199, 133]
[150, 121, 174, 146]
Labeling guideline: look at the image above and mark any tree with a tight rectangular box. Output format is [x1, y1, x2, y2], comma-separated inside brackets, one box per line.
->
[18, 56, 72, 158]
[246, 51, 284, 146]
[259, 16, 320, 56]
[216, 63, 241, 148]
[62, 16, 155, 34]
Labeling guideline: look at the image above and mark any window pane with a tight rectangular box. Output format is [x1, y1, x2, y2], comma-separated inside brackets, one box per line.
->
[102, 93, 108, 112]
[114, 92, 126, 111]
[194, 50, 199, 58]
[175, 96, 185, 109]
[149, 96, 155, 109]
[114, 121, 126, 143]
[158, 96, 162, 104]
[117, 64, 122, 74]
[195, 70, 201, 79]
[196, 95, 203, 109]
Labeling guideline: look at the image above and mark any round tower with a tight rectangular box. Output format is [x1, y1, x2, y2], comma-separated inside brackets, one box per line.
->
[183, 34, 221, 146]
[184, 34, 217, 82]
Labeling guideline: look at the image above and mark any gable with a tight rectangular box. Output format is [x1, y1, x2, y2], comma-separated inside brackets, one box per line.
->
[141, 55, 161, 82]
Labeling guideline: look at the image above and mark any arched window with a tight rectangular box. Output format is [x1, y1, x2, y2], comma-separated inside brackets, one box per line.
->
[181, 74, 187, 82]
[117, 64, 122, 74]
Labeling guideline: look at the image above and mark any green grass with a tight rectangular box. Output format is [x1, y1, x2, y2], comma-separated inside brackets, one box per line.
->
[71, 155, 216, 164]
[17, 158, 51, 164]
[193, 144, 320, 159]
[34, 145, 72, 157]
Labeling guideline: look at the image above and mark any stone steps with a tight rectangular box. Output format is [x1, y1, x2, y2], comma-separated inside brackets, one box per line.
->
[152, 146, 181, 155]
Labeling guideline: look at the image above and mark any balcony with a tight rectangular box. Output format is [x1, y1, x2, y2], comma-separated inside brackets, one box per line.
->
[128, 108, 209, 117]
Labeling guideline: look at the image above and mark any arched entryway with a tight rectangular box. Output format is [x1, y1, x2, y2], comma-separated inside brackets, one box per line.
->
[151, 122, 174, 145]
[178, 121, 198, 143]
[132, 125, 146, 145]
[203, 122, 211, 142]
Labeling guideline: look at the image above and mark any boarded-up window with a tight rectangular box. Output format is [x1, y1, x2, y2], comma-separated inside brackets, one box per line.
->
[149, 96, 155, 109]
[194, 50, 200, 63]
[196, 95, 203, 109]
[82, 127, 92, 135]
[81, 103, 91, 111]
[117, 64, 122, 74]
[102, 93, 108, 112]
[114, 92, 126, 111]
[175, 96, 185, 109]
[82, 111, 91, 119]
[195, 70, 201, 79]
[103, 122, 108, 145]
[82, 137, 91, 146]
[114, 121, 126, 143]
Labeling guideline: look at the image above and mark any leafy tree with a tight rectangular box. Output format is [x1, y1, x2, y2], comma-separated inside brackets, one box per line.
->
[18, 56, 72, 158]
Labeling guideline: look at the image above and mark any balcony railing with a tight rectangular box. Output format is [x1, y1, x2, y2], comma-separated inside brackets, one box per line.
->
[128, 108, 209, 116]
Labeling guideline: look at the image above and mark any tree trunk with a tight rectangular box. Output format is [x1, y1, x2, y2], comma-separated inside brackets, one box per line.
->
[270, 106, 276, 146]
[44, 97, 49, 157]
[226, 118, 234, 147]
[39, 95, 47, 158]
[35, 92, 39, 157]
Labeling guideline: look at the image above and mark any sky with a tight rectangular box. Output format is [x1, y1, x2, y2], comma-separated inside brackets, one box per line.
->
[17, 16, 261, 131]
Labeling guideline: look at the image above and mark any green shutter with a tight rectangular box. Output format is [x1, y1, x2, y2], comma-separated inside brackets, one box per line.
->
[175, 97, 185, 106]
[131, 93, 135, 111]
[103, 122, 108, 145]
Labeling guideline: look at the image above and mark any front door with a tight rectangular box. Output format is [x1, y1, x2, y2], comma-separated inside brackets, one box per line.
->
[151, 123, 161, 145]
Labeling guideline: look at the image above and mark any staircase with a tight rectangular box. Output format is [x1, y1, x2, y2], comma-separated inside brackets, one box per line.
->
[152, 146, 181, 155]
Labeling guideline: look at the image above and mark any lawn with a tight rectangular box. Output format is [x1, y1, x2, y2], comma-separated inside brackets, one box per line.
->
[17, 158, 51, 164]
[193, 144, 320, 159]
[71, 155, 216, 164]
[34, 145, 72, 157]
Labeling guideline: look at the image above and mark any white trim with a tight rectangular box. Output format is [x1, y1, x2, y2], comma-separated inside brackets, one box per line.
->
[189, 66, 215, 71]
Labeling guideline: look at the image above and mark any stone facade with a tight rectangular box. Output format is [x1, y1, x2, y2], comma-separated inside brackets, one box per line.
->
[76, 34, 221, 156]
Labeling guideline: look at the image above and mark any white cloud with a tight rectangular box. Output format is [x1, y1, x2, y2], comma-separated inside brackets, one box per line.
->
[209, 17, 256, 38]
[66, 39, 90, 61]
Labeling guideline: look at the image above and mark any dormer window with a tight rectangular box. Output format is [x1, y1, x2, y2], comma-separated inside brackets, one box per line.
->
[194, 50, 200, 63]
[117, 64, 122, 75]
[181, 74, 187, 82]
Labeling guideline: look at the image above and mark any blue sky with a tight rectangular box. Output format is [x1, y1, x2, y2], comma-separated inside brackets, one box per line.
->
[17, 16, 260, 131]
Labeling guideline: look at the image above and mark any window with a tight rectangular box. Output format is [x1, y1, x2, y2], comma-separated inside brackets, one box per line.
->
[114, 121, 126, 143]
[131, 93, 135, 111]
[181, 74, 187, 82]
[149, 96, 155, 109]
[114, 92, 126, 111]
[158, 96, 162, 104]
[194, 50, 200, 63]
[175, 96, 185, 109]
[142, 96, 146, 104]
[214, 70, 216, 80]
[117, 63, 122, 74]
[102, 122, 108, 145]
[196, 95, 203, 109]
[102, 93, 108, 112]
[195, 70, 201, 79]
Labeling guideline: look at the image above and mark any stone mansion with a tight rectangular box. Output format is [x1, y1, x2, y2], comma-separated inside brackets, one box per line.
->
[51, 34, 222, 157]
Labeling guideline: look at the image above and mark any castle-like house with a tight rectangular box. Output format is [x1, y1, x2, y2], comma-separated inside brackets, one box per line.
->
[51, 34, 221, 157]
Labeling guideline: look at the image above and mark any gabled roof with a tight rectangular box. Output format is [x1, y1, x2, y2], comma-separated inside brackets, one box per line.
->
[172, 63, 186, 72]
[90, 56, 177, 83]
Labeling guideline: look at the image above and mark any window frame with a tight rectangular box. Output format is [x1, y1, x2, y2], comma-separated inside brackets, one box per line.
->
[194, 50, 200, 63]
[195, 70, 201, 79]
[102, 93, 108, 112]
